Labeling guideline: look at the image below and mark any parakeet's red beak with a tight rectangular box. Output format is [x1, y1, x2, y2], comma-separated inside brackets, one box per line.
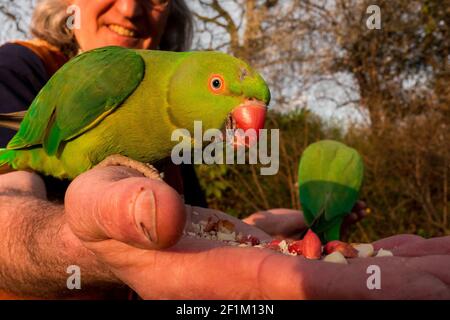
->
[228, 100, 267, 147]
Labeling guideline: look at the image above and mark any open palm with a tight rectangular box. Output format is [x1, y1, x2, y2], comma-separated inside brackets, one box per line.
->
[65, 167, 450, 299]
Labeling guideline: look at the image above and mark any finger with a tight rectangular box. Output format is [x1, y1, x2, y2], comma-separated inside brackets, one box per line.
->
[65, 165, 186, 250]
[341, 202, 369, 237]
[405, 255, 450, 286]
[342, 212, 358, 226]
[98, 240, 439, 299]
[94, 238, 308, 299]
[353, 200, 367, 212]
[0, 170, 47, 199]
[243, 209, 306, 238]
[382, 236, 450, 257]
[373, 234, 425, 250]
[294, 250, 450, 299]
[350, 201, 368, 220]
[72, 225, 450, 299]
[188, 206, 272, 241]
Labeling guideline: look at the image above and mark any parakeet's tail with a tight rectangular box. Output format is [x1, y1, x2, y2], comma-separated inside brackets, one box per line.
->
[0, 148, 14, 174]
[0, 111, 26, 131]
[302, 215, 343, 243]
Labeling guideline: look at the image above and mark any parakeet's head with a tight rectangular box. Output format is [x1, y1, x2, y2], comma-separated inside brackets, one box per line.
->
[167, 51, 270, 147]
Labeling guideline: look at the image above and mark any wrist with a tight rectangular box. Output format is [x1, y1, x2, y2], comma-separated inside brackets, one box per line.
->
[0, 195, 123, 297]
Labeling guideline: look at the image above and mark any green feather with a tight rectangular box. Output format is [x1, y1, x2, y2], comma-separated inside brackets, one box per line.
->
[7, 46, 145, 156]
[0, 47, 270, 180]
[298, 140, 364, 242]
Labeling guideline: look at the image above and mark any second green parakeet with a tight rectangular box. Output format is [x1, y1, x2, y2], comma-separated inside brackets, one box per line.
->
[0, 46, 270, 179]
[298, 140, 364, 242]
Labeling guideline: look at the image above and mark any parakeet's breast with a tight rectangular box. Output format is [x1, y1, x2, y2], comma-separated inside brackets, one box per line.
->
[59, 52, 191, 175]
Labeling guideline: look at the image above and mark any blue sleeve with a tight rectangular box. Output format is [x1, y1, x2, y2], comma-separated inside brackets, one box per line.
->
[0, 43, 48, 147]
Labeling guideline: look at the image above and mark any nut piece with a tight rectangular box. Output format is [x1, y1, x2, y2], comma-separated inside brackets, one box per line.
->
[324, 240, 358, 258]
[278, 240, 290, 254]
[218, 220, 235, 234]
[302, 229, 322, 260]
[265, 239, 281, 250]
[323, 251, 348, 264]
[351, 243, 374, 258]
[203, 217, 219, 232]
[217, 231, 236, 241]
[288, 240, 303, 255]
[238, 234, 260, 246]
[375, 248, 394, 257]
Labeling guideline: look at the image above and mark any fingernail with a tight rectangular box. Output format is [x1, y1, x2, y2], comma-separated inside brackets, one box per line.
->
[133, 189, 159, 244]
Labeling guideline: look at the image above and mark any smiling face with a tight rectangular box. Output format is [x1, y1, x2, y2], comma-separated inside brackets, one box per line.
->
[70, 0, 171, 51]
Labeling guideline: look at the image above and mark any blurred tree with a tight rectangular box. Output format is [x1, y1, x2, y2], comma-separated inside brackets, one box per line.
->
[0, 0, 34, 41]
[194, 0, 448, 125]
[192, 0, 449, 240]
[328, 0, 449, 128]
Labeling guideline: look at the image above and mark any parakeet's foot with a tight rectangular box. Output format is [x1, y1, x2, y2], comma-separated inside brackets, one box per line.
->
[0, 164, 14, 175]
[96, 154, 162, 180]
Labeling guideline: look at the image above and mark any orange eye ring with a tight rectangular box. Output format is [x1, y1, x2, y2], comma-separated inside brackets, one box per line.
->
[208, 74, 225, 94]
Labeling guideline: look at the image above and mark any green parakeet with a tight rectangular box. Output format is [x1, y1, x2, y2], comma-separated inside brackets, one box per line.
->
[298, 140, 364, 242]
[0, 46, 270, 179]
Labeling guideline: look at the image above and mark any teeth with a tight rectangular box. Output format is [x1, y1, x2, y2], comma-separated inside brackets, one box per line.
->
[108, 24, 136, 37]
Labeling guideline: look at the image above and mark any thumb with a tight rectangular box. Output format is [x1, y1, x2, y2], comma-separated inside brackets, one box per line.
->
[65, 166, 186, 250]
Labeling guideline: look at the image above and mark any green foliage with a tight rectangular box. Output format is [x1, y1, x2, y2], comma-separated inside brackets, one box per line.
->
[196, 109, 449, 241]
[8, 46, 145, 154]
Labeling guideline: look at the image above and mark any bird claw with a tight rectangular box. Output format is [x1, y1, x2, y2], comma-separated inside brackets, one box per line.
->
[96, 154, 162, 180]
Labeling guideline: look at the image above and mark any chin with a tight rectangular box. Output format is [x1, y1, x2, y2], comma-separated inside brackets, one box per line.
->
[106, 37, 144, 49]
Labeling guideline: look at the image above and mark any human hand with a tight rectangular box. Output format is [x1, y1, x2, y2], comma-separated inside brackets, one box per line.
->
[0, 166, 270, 299]
[243, 201, 368, 239]
[0, 170, 129, 299]
[0, 169, 47, 199]
[65, 167, 449, 299]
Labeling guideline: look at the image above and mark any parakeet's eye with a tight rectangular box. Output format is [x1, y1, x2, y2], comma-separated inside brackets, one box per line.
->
[212, 78, 221, 89]
[208, 74, 225, 94]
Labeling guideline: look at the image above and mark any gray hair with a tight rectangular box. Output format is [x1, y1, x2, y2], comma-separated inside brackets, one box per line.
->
[30, 0, 193, 57]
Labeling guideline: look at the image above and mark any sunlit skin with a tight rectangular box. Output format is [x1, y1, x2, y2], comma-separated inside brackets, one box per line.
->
[56, 167, 448, 299]
[2, 146, 449, 299]
[2, 169, 449, 299]
[70, 0, 170, 51]
[1, 0, 448, 299]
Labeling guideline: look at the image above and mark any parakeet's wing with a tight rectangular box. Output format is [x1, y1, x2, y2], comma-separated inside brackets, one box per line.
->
[298, 140, 364, 240]
[7, 46, 145, 156]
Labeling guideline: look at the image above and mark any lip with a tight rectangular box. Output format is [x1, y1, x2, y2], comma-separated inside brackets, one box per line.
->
[106, 23, 141, 38]
[226, 99, 267, 147]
